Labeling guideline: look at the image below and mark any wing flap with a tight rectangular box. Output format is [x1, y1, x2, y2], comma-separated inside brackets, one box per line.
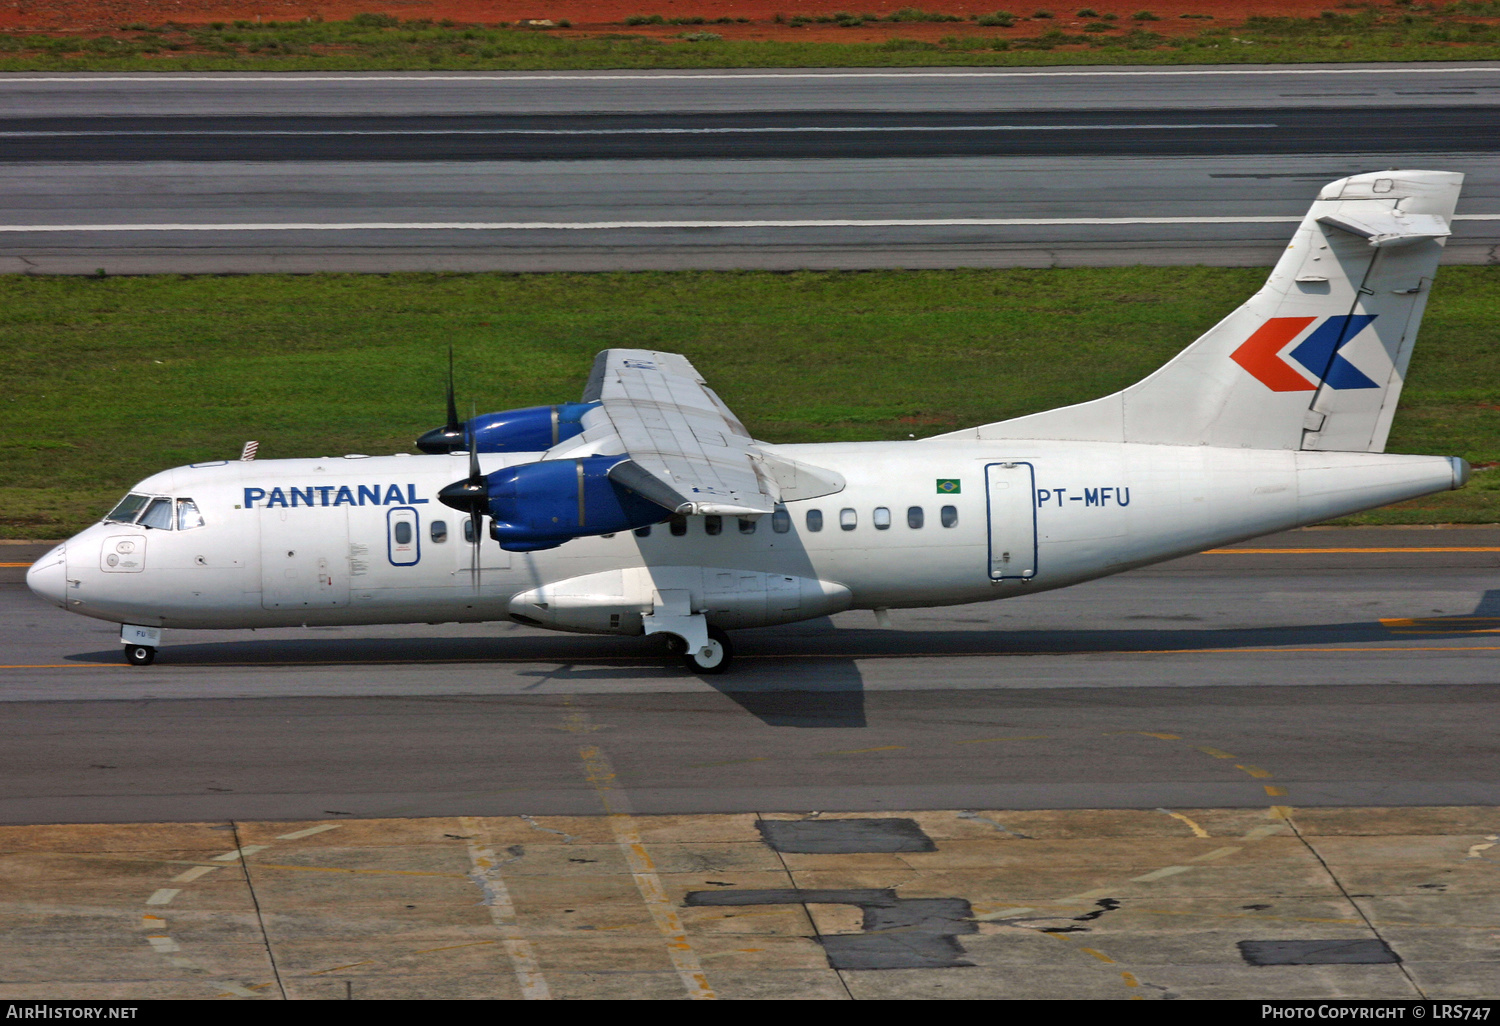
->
[557, 349, 779, 516]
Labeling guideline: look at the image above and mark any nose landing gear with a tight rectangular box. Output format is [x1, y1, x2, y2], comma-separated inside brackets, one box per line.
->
[124, 644, 156, 666]
[120, 624, 161, 667]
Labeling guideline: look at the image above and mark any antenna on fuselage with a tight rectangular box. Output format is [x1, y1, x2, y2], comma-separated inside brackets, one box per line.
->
[240, 440, 259, 461]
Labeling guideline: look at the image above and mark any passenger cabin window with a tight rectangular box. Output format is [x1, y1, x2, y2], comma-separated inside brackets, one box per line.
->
[873, 507, 891, 530]
[176, 498, 204, 531]
[138, 497, 174, 530]
[463, 518, 475, 543]
[908, 506, 924, 529]
[806, 509, 823, 532]
[738, 518, 757, 535]
[941, 504, 959, 528]
[393, 522, 413, 545]
[772, 507, 791, 533]
[670, 516, 688, 537]
[704, 515, 723, 536]
[430, 520, 448, 543]
[106, 493, 149, 524]
[840, 508, 857, 531]
[634, 525, 652, 538]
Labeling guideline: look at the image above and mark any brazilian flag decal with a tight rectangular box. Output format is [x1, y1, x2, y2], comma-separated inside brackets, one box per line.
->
[936, 479, 961, 494]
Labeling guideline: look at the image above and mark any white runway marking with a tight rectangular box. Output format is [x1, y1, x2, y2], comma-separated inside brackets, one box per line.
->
[144, 888, 180, 905]
[459, 816, 551, 1001]
[1132, 865, 1194, 882]
[211, 844, 268, 862]
[0, 67, 1497, 82]
[0, 123, 1276, 137]
[6, 215, 1492, 233]
[170, 865, 218, 883]
[275, 823, 342, 840]
[0, 216, 1306, 232]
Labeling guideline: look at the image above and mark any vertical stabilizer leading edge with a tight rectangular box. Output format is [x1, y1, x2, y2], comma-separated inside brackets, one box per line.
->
[938, 170, 1463, 453]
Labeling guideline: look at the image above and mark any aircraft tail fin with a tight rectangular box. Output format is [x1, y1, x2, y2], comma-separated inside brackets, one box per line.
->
[939, 170, 1463, 452]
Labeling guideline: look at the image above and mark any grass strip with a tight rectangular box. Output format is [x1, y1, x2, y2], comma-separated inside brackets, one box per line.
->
[1, 266, 1495, 538]
[6, 9, 1500, 70]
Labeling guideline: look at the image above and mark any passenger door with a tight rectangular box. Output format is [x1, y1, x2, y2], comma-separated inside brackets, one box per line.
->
[985, 462, 1038, 581]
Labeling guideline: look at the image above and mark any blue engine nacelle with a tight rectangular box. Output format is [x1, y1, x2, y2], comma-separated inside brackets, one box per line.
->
[486, 455, 668, 552]
[468, 402, 598, 453]
[416, 402, 599, 454]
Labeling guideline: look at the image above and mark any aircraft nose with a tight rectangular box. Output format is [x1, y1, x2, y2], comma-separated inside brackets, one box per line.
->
[26, 543, 67, 609]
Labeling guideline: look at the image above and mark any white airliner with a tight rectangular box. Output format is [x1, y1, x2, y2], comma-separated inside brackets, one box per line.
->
[27, 170, 1471, 673]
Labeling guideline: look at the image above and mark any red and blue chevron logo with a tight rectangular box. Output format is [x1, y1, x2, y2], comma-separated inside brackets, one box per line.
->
[1230, 315, 1380, 392]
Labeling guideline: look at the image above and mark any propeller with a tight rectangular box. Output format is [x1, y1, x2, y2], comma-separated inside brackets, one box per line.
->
[437, 416, 489, 590]
[416, 348, 467, 454]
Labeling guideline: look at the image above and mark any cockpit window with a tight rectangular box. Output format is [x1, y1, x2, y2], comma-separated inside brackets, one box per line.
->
[138, 497, 174, 530]
[176, 498, 204, 531]
[105, 493, 149, 524]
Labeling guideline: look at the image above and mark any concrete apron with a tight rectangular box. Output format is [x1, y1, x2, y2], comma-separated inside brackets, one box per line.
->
[1, 806, 1496, 1000]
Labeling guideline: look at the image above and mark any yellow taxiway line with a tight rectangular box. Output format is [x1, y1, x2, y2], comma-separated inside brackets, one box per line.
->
[1203, 546, 1500, 554]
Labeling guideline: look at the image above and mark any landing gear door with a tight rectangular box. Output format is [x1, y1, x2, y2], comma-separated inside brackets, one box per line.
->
[985, 462, 1037, 581]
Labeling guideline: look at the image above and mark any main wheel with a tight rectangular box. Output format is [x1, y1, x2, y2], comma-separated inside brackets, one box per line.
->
[684, 627, 733, 675]
[124, 645, 156, 667]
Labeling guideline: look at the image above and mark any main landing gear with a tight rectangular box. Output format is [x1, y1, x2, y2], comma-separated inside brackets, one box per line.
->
[686, 626, 733, 675]
[642, 597, 734, 675]
[660, 625, 734, 673]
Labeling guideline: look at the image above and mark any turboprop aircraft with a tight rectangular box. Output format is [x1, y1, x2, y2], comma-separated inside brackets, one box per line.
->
[26, 170, 1472, 673]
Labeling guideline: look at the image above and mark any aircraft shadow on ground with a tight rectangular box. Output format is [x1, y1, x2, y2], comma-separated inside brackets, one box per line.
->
[61, 593, 1500, 730]
[64, 595, 1500, 668]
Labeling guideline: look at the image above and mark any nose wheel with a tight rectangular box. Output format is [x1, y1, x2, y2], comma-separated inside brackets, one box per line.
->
[684, 626, 733, 675]
[124, 645, 156, 667]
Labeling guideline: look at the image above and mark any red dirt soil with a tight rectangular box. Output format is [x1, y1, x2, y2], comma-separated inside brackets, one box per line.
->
[0, 1, 1409, 39]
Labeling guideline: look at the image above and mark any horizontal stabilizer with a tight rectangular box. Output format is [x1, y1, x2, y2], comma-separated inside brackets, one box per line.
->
[1316, 210, 1450, 248]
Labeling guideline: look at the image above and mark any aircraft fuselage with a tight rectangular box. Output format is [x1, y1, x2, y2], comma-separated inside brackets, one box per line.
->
[29, 440, 1464, 634]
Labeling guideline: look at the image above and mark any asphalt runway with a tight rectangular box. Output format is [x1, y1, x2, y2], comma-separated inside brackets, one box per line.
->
[2, 64, 1499, 273]
[3, 527, 1498, 825]
[7, 106, 1500, 162]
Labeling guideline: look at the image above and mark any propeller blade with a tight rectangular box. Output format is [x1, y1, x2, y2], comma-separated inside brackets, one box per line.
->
[470, 509, 482, 592]
[415, 348, 467, 454]
[468, 418, 483, 591]
[445, 347, 460, 433]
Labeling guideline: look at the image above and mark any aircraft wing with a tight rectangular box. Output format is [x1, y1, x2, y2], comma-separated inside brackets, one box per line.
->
[563, 348, 780, 517]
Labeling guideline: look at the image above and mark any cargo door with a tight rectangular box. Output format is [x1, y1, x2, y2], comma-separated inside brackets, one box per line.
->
[260, 505, 350, 610]
[985, 461, 1038, 581]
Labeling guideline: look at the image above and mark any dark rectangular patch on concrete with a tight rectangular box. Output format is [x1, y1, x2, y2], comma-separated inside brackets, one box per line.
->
[684, 887, 975, 970]
[757, 817, 936, 854]
[1238, 939, 1401, 965]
